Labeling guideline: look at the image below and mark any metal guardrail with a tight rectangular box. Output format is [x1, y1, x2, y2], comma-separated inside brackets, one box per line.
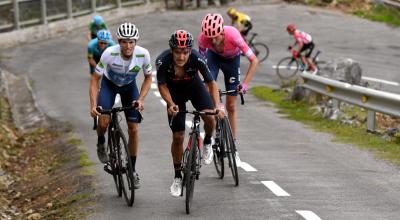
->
[0, 0, 146, 32]
[300, 72, 400, 130]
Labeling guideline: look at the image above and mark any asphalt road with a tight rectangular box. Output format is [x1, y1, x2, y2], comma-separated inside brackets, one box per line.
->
[2, 2, 400, 219]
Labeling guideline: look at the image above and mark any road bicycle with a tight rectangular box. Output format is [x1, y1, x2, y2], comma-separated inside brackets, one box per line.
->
[170, 110, 217, 214]
[276, 46, 326, 80]
[212, 89, 244, 186]
[247, 32, 269, 63]
[93, 105, 142, 207]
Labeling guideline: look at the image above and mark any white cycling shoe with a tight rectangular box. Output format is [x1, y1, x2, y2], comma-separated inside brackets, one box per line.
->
[170, 178, 182, 197]
[202, 142, 213, 165]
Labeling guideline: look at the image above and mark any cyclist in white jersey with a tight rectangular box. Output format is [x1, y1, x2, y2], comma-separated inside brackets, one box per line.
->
[89, 22, 152, 189]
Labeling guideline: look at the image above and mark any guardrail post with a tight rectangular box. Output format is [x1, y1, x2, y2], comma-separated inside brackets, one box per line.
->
[67, 0, 73, 18]
[332, 99, 340, 110]
[116, 0, 121, 8]
[40, 0, 47, 24]
[13, 0, 20, 30]
[91, 0, 96, 13]
[367, 110, 376, 132]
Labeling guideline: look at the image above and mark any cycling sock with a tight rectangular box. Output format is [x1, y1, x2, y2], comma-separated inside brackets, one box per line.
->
[131, 156, 136, 172]
[174, 163, 182, 179]
[98, 135, 105, 144]
[204, 135, 212, 145]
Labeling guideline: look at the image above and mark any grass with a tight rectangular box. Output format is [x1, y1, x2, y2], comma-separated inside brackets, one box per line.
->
[354, 4, 400, 27]
[252, 86, 400, 165]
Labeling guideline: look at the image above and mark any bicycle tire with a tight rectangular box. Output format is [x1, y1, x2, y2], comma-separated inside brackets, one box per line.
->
[185, 134, 198, 214]
[213, 119, 224, 179]
[108, 130, 123, 197]
[251, 42, 269, 63]
[223, 117, 239, 186]
[276, 57, 299, 80]
[116, 128, 135, 206]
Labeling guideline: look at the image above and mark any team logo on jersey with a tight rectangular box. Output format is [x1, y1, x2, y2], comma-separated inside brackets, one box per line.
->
[136, 54, 145, 58]
[110, 52, 119, 56]
[130, 65, 141, 73]
[98, 62, 104, 68]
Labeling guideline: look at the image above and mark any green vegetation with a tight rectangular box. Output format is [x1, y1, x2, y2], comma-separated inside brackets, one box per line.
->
[252, 86, 400, 165]
[354, 4, 400, 27]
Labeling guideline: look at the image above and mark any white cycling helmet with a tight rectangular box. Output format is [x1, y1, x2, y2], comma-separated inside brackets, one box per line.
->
[116, 22, 139, 40]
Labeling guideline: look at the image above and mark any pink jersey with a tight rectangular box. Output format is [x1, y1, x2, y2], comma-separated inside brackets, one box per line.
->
[294, 30, 312, 44]
[198, 26, 255, 61]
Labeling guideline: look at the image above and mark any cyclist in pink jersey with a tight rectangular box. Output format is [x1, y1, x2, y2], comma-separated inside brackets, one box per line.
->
[198, 13, 259, 166]
[287, 24, 317, 73]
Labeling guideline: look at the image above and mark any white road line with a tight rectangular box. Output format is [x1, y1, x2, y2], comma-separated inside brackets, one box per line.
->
[261, 181, 290, 196]
[114, 94, 120, 105]
[160, 100, 167, 106]
[240, 162, 257, 172]
[272, 65, 297, 70]
[151, 83, 157, 89]
[296, 210, 322, 220]
[200, 132, 204, 139]
[362, 76, 399, 86]
[154, 91, 161, 97]
[185, 120, 192, 128]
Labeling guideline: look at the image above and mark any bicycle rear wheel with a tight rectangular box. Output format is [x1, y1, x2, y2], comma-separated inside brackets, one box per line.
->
[213, 119, 224, 179]
[276, 57, 299, 80]
[107, 130, 123, 197]
[116, 128, 135, 206]
[251, 42, 269, 63]
[223, 117, 239, 186]
[185, 134, 198, 214]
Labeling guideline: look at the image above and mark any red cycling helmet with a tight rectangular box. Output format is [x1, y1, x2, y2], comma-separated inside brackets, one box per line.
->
[286, 24, 296, 33]
[169, 30, 193, 49]
[201, 13, 224, 38]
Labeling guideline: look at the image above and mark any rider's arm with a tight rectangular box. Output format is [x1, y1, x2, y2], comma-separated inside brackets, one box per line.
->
[137, 51, 153, 103]
[158, 83, 175, 107]
[87, 42, 97, 67]
[195, 51, 220, 108]
[296, 41, 304, 54]
[205, 80, 220, 108]
[89, 73, 101, 116]
[242, 56, 259, 86]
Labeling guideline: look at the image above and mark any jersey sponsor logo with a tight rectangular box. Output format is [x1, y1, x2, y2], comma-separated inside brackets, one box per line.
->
[98, 62, 104, 68]
[110, 52, 119, 56]
[156, 60, 163, 70]
[136, 54, 145, 58]
[130, 65, 141, 73]
[229, 77, 236, 84]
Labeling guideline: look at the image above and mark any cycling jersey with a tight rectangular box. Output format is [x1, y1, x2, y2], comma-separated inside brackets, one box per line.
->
[156, 49, 214, 87]
[198, 26, 255, 61]
[232, 12, 252, 31]
[294, 30, 312, 44]
[89, 22, 108, 39]
[87, 38, 115, 63]
[156, 49, 214, 132]
[95, 45, 152, 86]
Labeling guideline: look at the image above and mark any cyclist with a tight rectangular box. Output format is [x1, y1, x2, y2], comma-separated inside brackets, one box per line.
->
[226, 7, 253, 38]
[156, 30, 222, 197]
[286, 24, 317, 74]
[89, 22, 153, 189]
[198, 13, 259, 167]
[87, 15, 108, 41]
[87, 29, 115, 75]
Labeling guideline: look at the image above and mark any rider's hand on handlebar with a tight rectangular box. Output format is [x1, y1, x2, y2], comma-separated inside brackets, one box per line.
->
[132, 100, 144, 111]
[168, 105, 179, 116]
[216, 104, 225, 118]
[238, 83, 248, 94]
[292, 50, 299, 59]
[90, 106, 101, 117]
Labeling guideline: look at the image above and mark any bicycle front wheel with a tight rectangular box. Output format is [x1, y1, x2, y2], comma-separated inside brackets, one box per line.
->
[251, 42, 269, 63]
[107, 131, 123, 197]
[116, 128, 135, 206]
[213, 120, 224, 179]
[184, 134, 198, 214]
[223, 117, 239, 186]
[276, 57, 299, 80]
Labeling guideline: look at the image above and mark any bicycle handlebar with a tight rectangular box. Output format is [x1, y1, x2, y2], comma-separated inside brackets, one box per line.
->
[93, 102, 141, 130]
[169, 110, 218, 127]
[219, 89, 245, 105]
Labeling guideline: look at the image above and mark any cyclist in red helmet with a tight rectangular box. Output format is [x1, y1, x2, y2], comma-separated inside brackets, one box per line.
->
[198, 13, 259, 167]
[156, 30, 223, 197]
[286, 24, 317, 73]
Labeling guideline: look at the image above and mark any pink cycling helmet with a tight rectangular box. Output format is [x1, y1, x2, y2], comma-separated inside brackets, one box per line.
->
[201, 13, 224, 38]
[286, 24, 296, 33]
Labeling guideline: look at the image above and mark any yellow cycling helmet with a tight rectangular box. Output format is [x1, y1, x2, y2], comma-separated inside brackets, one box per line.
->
[227, 7, 237, 16]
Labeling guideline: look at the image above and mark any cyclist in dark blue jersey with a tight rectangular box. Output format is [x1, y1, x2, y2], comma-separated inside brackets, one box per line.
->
[156, 30, 222, 197]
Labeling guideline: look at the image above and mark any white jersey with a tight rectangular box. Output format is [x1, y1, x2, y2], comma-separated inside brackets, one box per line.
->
[95, 44, 152, 86]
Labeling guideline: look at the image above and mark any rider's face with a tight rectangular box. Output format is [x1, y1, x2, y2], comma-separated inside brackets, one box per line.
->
[211, 33, 224, 46]
[119, 39, 135, 58]
[172, 48, 191, 67]
[98, 40, 108, 50]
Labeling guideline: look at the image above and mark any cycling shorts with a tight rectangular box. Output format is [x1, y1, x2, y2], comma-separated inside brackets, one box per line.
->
[97, 76, 142, 123]
[206, 50, 240, 96]
[167, 79, 214, 132]
[300, 42, 315, 58]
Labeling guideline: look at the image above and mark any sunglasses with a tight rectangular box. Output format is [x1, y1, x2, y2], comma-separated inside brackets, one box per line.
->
[98, 41, 108, 45]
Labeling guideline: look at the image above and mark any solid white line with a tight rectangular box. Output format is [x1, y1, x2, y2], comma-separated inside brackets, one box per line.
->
[151, 83, 157, 89]
[272, 65, 297, 70]
[296, 210, 322, 220]
[362, 76, 399, 86]
[114, 94, 120, 105]
[154, 91, 161, 97]
[185, 120, 192, 128]
[240, 162, 257, 172]
[200, 132, 205, 139]
[261, 181, 290, 196]
[160, 100, 167, 106]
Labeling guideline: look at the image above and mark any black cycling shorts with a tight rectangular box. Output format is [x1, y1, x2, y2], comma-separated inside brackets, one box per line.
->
[300, 41, 315, 58]
[167, 79, 214, 132]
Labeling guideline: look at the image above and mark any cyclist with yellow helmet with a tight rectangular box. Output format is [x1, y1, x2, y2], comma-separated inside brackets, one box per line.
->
[227, 7, 253, 38]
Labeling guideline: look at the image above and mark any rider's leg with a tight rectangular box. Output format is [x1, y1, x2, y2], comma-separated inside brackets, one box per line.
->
[226, 95, 237, 138]
[171, 131, 185, 176]
[127, 122, 139, 171]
